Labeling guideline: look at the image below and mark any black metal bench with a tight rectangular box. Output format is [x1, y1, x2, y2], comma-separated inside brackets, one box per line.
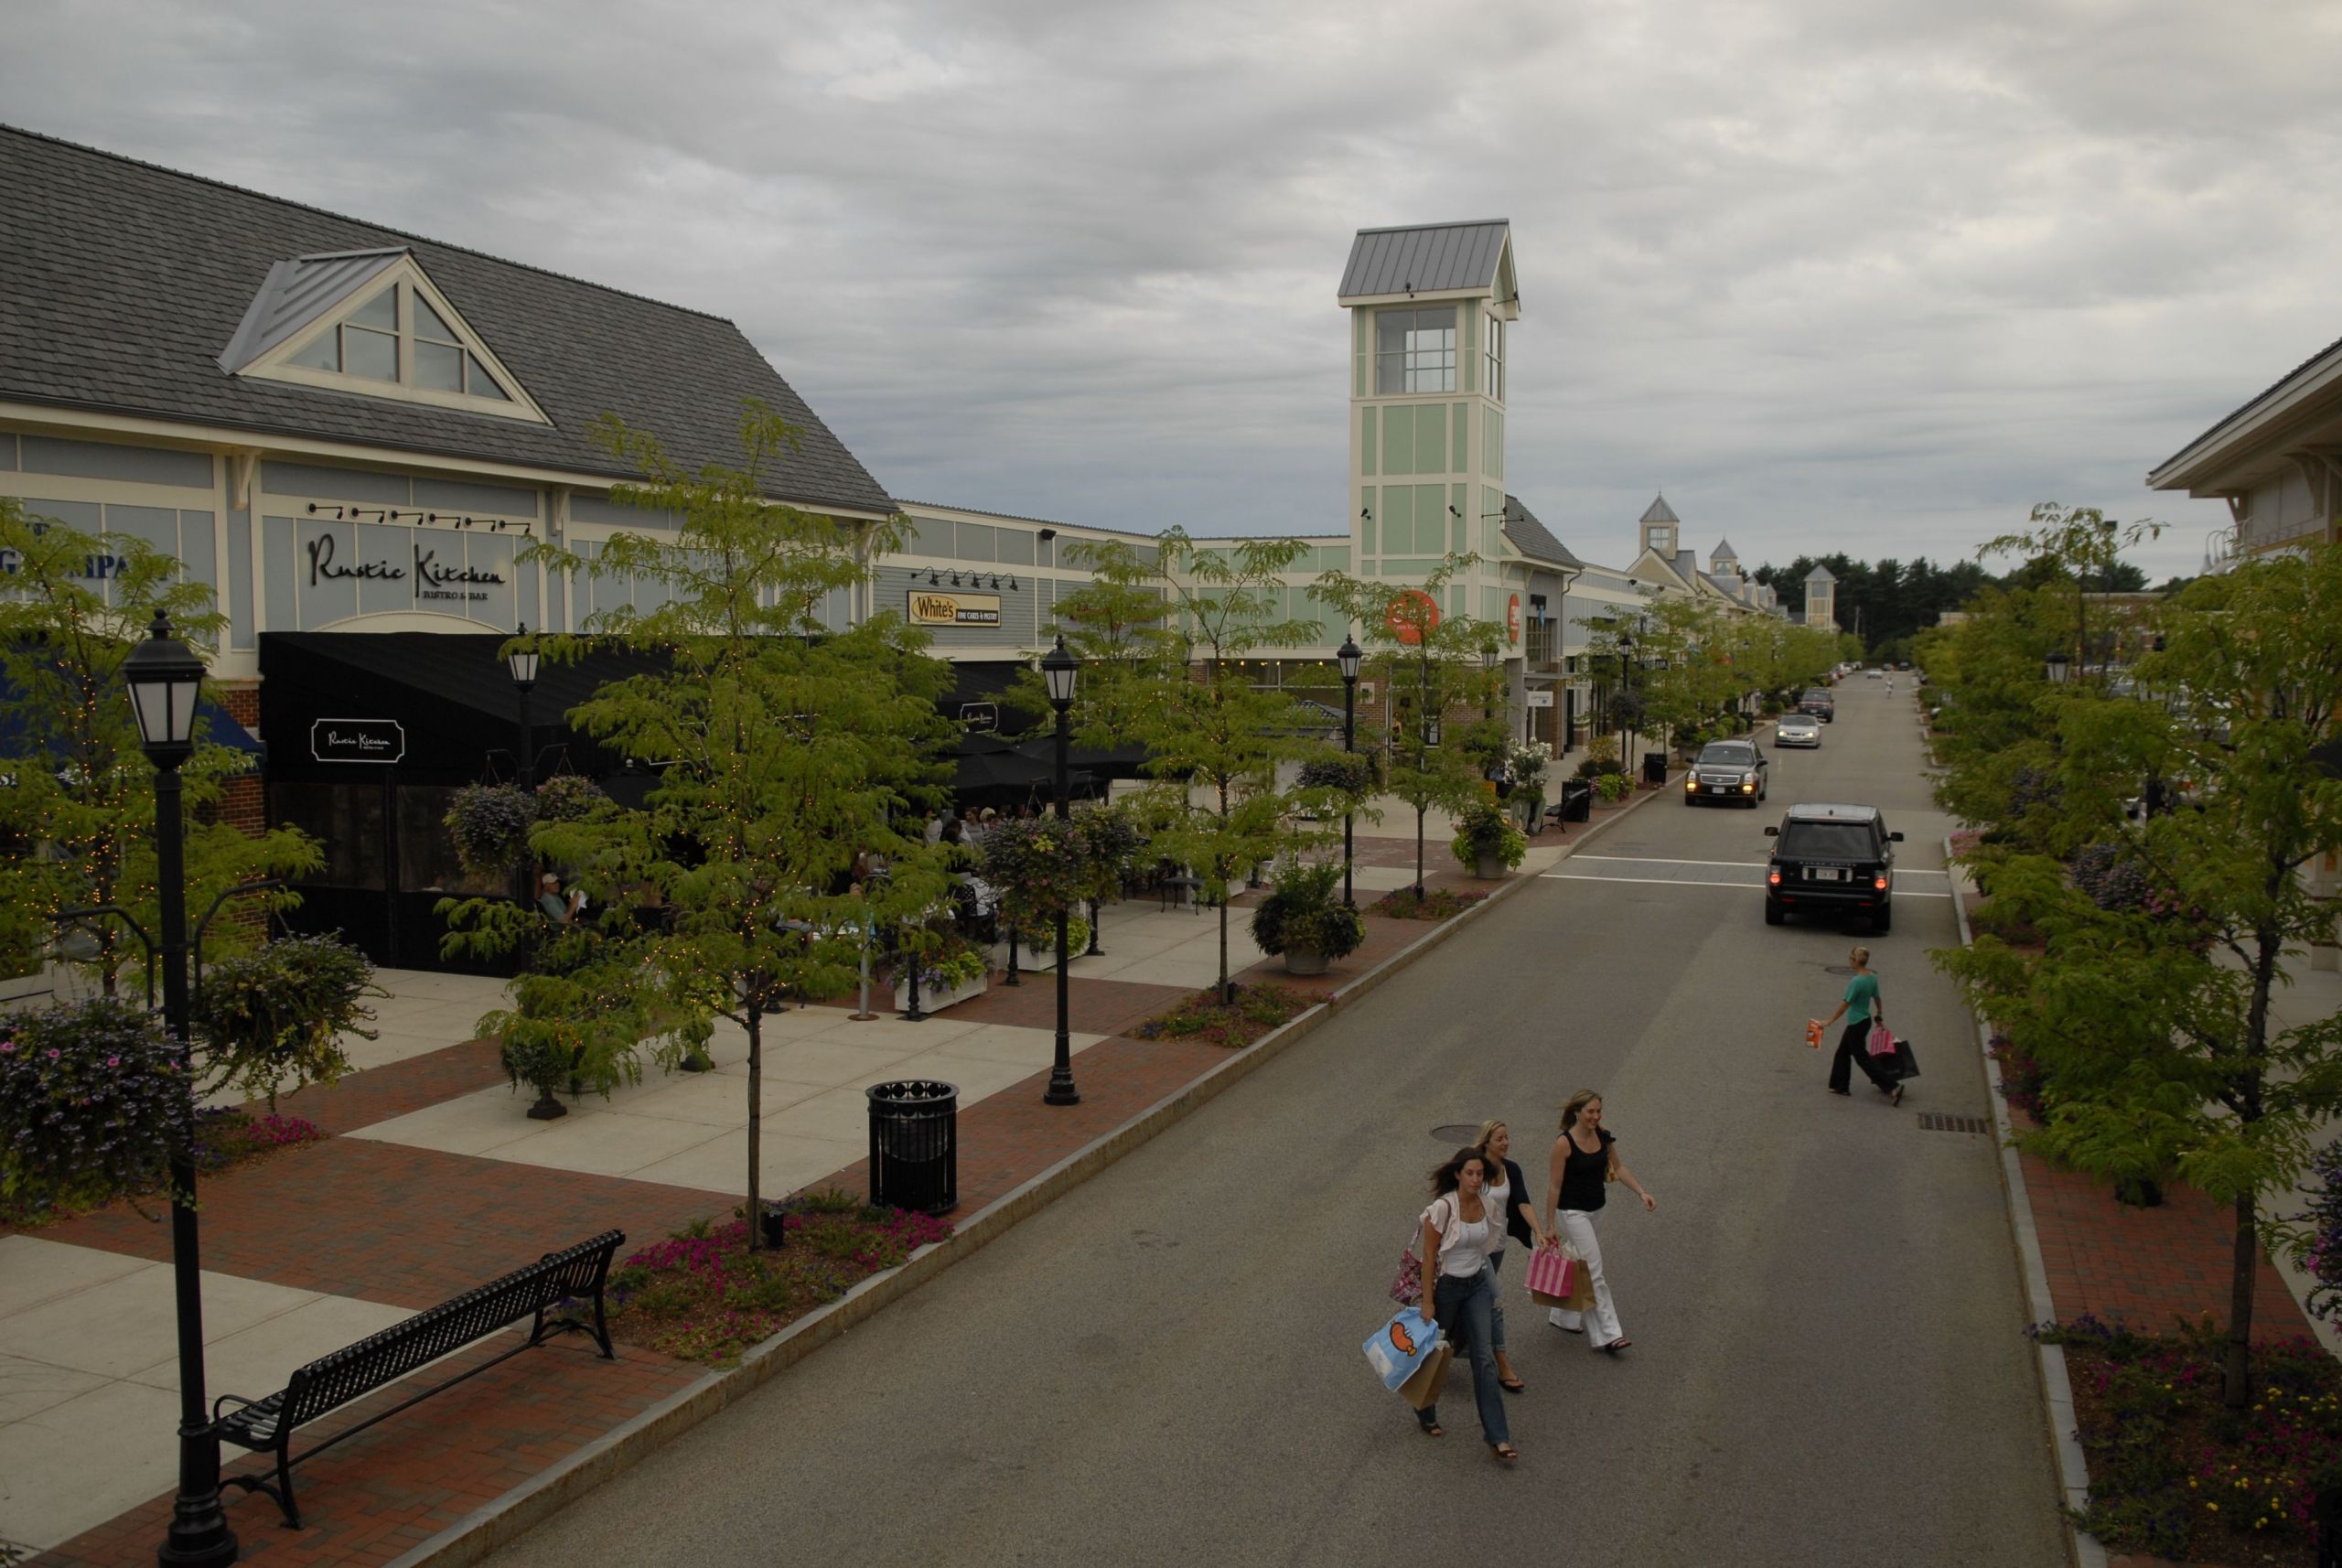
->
[212, 1229, 624, 1529]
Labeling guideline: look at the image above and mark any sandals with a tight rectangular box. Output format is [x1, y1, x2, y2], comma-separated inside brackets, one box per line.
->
[1600, 1338, 1632, 1355]
[1489, 1443, 1520, 1463]
[1415, 1412, 1444, 1437]
[1889, 1084, 1906, 1107]
[1499, 1376, 1527, 1393]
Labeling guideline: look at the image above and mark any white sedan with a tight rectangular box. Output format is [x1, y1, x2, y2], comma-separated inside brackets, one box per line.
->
[1775, 714, 1823, 748]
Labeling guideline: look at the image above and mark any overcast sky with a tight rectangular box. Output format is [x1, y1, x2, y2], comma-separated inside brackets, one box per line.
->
[9, 0, 2338, 582]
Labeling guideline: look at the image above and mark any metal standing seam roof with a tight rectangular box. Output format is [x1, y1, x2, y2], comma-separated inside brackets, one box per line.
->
[0, 125, 895, 517]
[1639, 493, 1681, 525]
[2149, 328, 2342, 485]
[1338, 221, 1510, 300]
[215, 249, 407, 371]
[1804, 564, 1838, 583]
[1711, 536, 1737, 562]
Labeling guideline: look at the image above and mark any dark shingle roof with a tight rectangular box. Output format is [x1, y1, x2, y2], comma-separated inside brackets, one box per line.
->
[0, 126, 892, 515]
[1338, 221, 1509, 300]
[1500, 494, 1584, 570]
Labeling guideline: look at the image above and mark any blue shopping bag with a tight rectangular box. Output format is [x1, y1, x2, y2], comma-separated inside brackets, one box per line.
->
[1362, 1306, 1442, 1392]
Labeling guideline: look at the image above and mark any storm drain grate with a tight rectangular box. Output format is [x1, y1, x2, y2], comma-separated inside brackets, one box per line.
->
[1918, 1112, 1993, 1135]
[1430, 1124, 1482, 1144]
[1822, 964, 1859, 975]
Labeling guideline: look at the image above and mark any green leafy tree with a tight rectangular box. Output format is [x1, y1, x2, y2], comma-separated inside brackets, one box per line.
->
[441, 403, 955, 1247]
[1126, 530, 1327, 1001]
[1014, 537, 1174, 747]
[0, 498, 317, 990]
[1313, 556, 1502, 895]
[1936, 544, 2342, 1407]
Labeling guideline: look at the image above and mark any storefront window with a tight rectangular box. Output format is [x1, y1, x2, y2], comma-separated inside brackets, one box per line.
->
[397, 786, 508, 897]
[273, 781, 387, 888]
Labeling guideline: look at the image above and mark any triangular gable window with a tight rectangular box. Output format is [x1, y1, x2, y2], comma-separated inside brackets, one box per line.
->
[220, 251, 547, 424]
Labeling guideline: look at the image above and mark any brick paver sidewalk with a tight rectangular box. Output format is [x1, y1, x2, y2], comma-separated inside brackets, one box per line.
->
[19, 791, 1660, 1567]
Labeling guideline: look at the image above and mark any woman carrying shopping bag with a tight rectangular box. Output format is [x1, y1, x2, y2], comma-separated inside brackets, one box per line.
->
[1819, 944, 1903, 1105]
[1473, 1120, 1541, 1393]
[1414, 1148, 1517, 1461]
[1542, 1090, 1656, 1353]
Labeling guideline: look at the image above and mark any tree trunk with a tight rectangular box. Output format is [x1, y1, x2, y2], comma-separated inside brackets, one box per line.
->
[1218, 886, 1232, 1004]
[1414, 804, 1426, 895]
[2225, 1191, 2255, 1408]
[745, 998, 764, 1251]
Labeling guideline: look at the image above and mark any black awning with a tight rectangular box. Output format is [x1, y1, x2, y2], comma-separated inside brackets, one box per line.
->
[261, 632, 665, 781]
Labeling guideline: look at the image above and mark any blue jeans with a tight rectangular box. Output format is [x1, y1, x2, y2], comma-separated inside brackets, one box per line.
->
[1481, 1250, 1508, 1352]
[1431, 1268, 1509, 1446]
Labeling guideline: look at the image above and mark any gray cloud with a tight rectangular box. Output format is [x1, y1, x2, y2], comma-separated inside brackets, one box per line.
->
[8, 0, 2338, 583]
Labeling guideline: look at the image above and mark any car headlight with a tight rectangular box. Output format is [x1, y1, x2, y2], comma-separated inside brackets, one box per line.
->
[1741, 781, 1754, 792]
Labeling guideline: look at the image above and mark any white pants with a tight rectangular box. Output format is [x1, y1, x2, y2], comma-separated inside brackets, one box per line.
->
[1547, 1208, 1624, 1347]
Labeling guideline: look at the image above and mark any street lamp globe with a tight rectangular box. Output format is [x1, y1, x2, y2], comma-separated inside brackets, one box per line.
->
[1042, 633, 1080, 707]
[507, 621, 540, 690]
[2045, 650, 2071, 685]
[123, 609, 205, 762]
[1337, 635, 1362, 684]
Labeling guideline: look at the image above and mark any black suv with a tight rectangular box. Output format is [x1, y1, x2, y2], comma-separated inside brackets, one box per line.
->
[1685, 739, 1768, 807]
[1763, 803, 1904, 932]
[1798, 688, 1835, 722]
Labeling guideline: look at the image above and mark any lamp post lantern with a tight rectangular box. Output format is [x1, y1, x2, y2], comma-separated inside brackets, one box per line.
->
[125, 610, 240, 1568]
[1338, 635, 1361, 908]
[1041, 635, 1081, 1106]
[2046, 650, 2071, 686]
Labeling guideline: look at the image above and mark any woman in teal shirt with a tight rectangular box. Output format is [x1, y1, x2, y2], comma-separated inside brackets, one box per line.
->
[1821, 945, 1903, 1103]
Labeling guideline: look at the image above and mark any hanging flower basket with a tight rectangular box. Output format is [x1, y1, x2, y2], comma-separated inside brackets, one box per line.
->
[0, 996, 193, 1216]
[533, 774, 608, 824]
[446, 782, 537, 875]
[981, 817, 1094, 932]
[191, 933, 383, 1106]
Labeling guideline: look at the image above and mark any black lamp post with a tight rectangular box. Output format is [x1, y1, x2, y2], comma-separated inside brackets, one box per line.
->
[1338, 635, 1361, 908]
[125, 611, 240, 1568]
[1617, 629, 1637, 775]
[2046, 650, 2071, 686]
[1042, 635, 1081, 1106]
[509, 621, 540, 791]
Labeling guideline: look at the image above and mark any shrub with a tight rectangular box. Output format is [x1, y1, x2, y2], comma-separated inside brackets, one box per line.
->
[445, 782, 535, 875]
[1450, 801, 1527, 870]
[192, 933, 384, 1106]
[2304, 1141, 2342, 1325]
[1573, 757, 1625, 781]
[1021, 916, 1090, 961]
[1371, 886, 1486, 921]
[1248, 860, 1366, 960]
[1987, 1031, 2050, 1124]
[1131, 983, 1314, 1047]
[1594, 772, 1635, 804]
[2069, 843, 2152, 912]
[0, 996, 193, 1216]
[1297, 751, 1377, 798]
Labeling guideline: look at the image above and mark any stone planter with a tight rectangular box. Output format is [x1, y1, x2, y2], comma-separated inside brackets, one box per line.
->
[1283, 946, 1329, 977]
[895, 972, 988, 1015]
[1473, 853, 1507, 880]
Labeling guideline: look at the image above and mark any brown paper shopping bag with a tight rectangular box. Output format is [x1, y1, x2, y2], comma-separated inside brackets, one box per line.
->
[1397, 1341, 1454, 1411]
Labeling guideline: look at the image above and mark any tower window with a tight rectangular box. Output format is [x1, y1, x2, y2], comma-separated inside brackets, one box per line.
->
[1377, 306, 1456, 394]
[1485, 315, 1505, 403]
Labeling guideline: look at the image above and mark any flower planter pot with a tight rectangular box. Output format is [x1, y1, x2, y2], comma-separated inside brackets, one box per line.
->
[1283, 946, 1328, 977]
[896, 973, 988, 1015]
[1473, 853, 1506, 880]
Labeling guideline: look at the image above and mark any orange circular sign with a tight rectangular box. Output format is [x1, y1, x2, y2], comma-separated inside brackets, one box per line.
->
[1507, 594, 1521, 644]
[1384, 589, 1441, 646]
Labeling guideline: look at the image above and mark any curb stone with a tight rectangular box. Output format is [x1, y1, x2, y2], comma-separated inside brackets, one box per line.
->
[1945, 833, 2104, 1568]
[381, 791, 1677, 1568]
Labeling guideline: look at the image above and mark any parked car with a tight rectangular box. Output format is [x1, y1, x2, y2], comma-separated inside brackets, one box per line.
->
[1763, 803, 1904, 932]
[1775, 714, 1822, 748]
[1798, 688, 1836, 722]
[1684, 739, 1768, 807]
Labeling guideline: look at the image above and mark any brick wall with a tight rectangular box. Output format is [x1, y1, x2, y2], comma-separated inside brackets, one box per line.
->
[213, 772, 263, 836]
[213, 682, 260, 727]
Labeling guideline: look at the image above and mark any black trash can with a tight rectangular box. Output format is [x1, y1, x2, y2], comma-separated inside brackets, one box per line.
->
[1559, 779, 1594, 822]
[866, 1079, 959, 1216]
[1641, 751, 1668, 786]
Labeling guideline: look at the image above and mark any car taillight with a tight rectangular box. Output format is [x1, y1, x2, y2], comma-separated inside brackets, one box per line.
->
[1873, 875, 1888, 891]
[1767, 870, 1781, 886]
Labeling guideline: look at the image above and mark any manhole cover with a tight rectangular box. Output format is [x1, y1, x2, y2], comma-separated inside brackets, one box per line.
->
[1822, 964, 1858, 974]
[1918, 1112, 1993, 1135]
[1429, 1124, 1481, 1144]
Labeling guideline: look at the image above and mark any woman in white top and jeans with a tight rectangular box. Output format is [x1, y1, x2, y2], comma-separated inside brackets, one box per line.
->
[1415, 1147, 1517, 1461]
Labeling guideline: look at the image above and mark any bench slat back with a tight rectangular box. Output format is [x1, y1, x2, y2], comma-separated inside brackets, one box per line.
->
[280, 1230, 623, 1428]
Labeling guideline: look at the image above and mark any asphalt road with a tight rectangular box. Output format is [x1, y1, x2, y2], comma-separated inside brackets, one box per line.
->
[487, 674, 2066, 1568]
